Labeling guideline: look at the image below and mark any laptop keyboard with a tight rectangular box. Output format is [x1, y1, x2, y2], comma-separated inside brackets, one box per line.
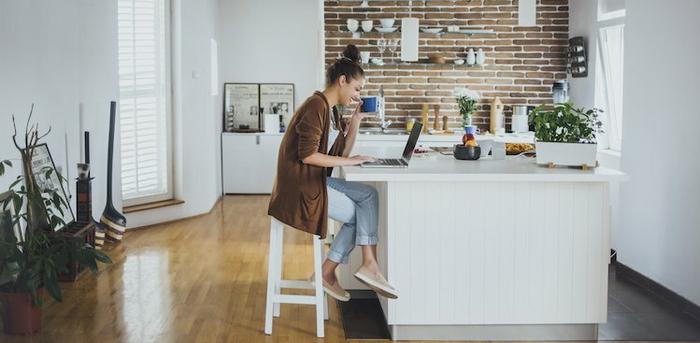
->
[367, 158, 404, 166]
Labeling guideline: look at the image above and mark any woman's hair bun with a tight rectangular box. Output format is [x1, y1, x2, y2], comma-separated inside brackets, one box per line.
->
[342, 44, 361, 64]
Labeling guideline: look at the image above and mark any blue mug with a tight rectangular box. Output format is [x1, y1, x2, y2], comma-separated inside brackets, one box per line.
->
[361, 96, 377, 113]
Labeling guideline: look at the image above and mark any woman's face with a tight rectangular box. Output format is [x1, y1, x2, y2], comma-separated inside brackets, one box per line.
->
[338, 75, 365, 106]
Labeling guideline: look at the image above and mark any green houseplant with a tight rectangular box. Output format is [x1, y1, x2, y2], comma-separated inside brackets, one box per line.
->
[454, 87, 480, 129]
[529, 102, 603, 167]
[0, 107, 111, 335]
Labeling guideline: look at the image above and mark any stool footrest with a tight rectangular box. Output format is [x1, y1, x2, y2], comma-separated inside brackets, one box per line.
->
[279, 280, 314, 289]
[274, 294, 317, 305]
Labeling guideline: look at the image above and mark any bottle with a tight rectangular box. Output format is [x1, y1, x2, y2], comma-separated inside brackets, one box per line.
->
[421, 104, 430, 133]
[489, 96, 504, 135]
[466, 48, 476, 65]
[476, 48, 486, 65]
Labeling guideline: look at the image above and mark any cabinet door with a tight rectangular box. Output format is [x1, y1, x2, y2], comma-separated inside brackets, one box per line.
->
[222, 134, 260, 194]
[258, 135, 283, 193]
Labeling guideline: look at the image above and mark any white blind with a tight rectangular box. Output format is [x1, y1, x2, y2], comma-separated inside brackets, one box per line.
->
[117, 0, 171, 203]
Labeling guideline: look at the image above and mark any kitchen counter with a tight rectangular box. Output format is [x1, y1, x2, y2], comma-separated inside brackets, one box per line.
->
[356, 131, 535, 144]
[343, 147, 625, 183]
[335, 148, 626, 341]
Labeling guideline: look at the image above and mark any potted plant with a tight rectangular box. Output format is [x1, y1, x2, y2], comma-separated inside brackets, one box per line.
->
[0, 108, 111, 335]
[454, 87, 480, 131]
[529, 102, 603, 168]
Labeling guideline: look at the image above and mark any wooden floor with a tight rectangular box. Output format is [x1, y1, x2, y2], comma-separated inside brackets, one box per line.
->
[0, 196, 672, 342]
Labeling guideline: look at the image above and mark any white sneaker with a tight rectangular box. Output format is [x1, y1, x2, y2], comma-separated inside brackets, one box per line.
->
[353, 266, 399, 299]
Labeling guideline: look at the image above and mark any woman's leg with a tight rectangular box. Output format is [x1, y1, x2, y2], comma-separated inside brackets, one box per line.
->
[326, 177, 381, 271]
[324, 179, 357, 284]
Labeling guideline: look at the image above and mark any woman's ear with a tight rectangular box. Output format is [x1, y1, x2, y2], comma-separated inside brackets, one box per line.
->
[338, 74, 347, 86]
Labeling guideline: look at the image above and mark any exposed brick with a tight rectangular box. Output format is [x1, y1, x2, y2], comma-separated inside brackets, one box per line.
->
[325, 0, 566, 130]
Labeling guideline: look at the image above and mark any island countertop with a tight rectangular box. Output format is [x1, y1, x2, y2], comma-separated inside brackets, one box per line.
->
[341, 147, 627, 183]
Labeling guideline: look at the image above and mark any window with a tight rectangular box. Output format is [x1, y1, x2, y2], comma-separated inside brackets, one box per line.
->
[117, 0, 173, 206]
[595, 0, 625, 151]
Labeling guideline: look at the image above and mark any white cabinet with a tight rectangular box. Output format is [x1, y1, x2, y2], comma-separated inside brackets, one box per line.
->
[222, 133, 283, 194]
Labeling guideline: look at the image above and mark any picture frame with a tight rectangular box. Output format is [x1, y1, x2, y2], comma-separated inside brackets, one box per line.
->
[259, 83, 295, 127]
[24, 143, 75, 230]
[223, 83, 262, 132]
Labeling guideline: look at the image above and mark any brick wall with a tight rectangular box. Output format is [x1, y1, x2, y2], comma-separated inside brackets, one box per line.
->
[324, 0, 569, 132]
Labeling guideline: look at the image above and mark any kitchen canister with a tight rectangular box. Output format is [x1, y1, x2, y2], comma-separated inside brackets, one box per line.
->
[511, 105, 529, 133]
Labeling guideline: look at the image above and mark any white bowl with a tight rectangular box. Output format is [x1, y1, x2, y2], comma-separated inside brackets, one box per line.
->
[376, 27, 397, 33]
[361, 20, 373, 32]
[454, 59, 465, 65]
[380, 19, 395, 28]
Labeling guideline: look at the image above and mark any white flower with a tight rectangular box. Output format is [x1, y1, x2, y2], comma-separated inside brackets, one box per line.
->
[556, 127, 563, 135]
[453, 87, 480, 100]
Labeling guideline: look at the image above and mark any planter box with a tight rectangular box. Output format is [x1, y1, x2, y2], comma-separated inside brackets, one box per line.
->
[535, 142, 597, 167]
[57, 221, 96, 282]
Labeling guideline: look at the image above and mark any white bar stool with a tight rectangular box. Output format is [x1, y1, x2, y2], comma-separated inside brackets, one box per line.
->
[264, 217, 329, 337]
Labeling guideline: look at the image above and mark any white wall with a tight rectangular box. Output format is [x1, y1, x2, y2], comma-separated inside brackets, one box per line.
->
[0, 0, 223, 230]
[126, 0, 222, 228]
[0, 0, 119, 221]
[568, 0, 598, 112]
[619, 0, 700, 305]
[569, 0, 623, 258]
[218, 0, 325, 115]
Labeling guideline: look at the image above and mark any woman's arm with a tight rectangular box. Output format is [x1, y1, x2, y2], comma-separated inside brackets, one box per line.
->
[342, 100, 364, 157]
[302, 153, 373, 168]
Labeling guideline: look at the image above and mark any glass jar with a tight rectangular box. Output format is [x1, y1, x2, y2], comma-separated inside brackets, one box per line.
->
[552, 80, 569, 104]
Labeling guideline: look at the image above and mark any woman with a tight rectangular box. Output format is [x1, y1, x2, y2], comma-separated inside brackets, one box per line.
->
[268, 44, 398, 301]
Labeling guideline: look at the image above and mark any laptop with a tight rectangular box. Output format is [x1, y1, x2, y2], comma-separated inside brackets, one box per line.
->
[361, 122, 423, 168]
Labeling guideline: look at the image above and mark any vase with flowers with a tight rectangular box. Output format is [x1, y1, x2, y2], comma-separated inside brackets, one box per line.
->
[453, 87, 480, 132]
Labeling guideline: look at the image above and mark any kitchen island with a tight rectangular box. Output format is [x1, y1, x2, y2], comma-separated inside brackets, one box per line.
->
[335, 147, 626, 341]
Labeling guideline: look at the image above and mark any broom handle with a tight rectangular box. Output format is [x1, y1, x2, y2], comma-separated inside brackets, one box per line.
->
[106, 101, 116, 206]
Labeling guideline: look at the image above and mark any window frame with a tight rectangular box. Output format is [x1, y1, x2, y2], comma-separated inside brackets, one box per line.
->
[118, 0, 175, 207]
[594, 1, 625, 152]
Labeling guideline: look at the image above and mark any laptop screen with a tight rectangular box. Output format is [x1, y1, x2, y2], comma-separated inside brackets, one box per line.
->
[401, 122, 423, 161]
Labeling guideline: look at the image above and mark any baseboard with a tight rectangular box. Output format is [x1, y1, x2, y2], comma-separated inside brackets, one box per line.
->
[615, 261, 700, 323]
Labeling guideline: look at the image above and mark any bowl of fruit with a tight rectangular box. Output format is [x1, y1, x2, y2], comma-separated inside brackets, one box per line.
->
[454, 133, 481, 160]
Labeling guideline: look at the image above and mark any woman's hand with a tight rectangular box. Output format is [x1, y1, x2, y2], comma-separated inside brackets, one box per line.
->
[350, 97, 364, 122]
[349, 155, 375, 165]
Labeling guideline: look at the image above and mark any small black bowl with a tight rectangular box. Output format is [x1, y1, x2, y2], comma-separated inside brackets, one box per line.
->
[454, 144, 481, 160]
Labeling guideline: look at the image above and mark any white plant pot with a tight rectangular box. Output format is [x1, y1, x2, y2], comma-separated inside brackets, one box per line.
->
[535, 142, 597, 167]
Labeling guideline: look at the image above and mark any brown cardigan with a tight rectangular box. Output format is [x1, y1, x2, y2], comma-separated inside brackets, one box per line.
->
[267, 91, 346, 238]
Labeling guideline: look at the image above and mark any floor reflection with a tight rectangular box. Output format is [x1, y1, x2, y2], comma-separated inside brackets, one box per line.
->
[121, 249, 172, 342]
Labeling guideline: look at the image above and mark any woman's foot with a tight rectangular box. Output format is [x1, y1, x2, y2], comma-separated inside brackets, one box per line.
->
[353, 265, 399, 299]
[310, 272, 351, 302]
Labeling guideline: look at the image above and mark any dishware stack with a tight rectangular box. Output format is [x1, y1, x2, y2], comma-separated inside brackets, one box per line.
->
[377, 19, 396, 33]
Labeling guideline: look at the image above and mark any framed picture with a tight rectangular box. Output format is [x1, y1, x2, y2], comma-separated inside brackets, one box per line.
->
[25, 143, 75, 230]
[260, 83, 295, 129]
[223, 83, 261, 132]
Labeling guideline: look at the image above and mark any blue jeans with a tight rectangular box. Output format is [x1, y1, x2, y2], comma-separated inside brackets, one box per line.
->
[326, 177, 378, 264]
